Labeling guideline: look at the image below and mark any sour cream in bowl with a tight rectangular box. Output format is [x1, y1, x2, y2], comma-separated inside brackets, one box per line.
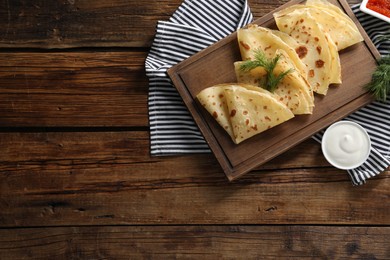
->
[321, 121, 371, 170]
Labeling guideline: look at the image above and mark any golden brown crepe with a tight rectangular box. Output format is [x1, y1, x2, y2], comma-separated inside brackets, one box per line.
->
[224, 86, 294, 144]
[196, 85, 234, 138]
[274, 1, 363, 51]
[235, 49, 314, 115]
[306, 0, 364, 47]
[274, 9, 341, 95]
[237, 24, 308, 78]
[196, 83, 294, 144]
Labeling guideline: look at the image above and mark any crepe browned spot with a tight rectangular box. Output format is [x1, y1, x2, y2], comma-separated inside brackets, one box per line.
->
[237, 25, 308, 79]
[196, 85, 233, 138]
[274, 1, 363, 51]
[306, 0, 364, 49]
[235, 49, 314, 115]
[274, 9, 341, 95]
[196, 84, 294, 144]
[224, 86, 294, 144]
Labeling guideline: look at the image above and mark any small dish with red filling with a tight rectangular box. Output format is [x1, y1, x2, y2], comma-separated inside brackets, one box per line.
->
[360, 0, 390, 23]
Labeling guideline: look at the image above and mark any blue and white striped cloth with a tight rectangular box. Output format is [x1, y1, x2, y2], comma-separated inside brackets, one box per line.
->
[145, 1, 389, 185]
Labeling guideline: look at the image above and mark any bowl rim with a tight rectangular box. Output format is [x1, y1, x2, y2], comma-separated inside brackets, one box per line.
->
[360, 0, 390, 24]
[321, 121, 372, 170]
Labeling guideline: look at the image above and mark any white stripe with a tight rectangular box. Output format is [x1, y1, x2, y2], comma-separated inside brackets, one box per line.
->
[194, 1, 236, 37]
[180, 5, 226, 40]
[149, 115, 194, 121]
[150, 124, 201, 131]
[149, 100, 185, 106]
[150, 129, 204, 135]
[359, 164, 374, 179]
[206, 1, 239, 29]
[149, 95, 181, 101]
[154, 38, 209, 53]
[148, 82, 174, 87]
[151, 143, 209, 149]
[151, 139, 206, 144]
[364, 158, 381, 177]
[348, 169, 360, 185]
[149, 119, 197, 125]
[150, 134, 205, 140]
[369, 151, 390, 169]
[149, 109, 190, 114]
[151, 149, 210, 155]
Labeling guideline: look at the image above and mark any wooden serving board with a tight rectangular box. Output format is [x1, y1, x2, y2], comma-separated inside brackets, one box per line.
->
[168, 0, 380, 181]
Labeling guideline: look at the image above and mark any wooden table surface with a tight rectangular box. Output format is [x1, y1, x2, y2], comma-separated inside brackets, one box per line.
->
[0, 0, 389, 259]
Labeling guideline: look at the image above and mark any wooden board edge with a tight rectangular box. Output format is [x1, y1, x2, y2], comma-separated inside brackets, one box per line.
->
[168, 70, 235, 177]
[338, 0, 381, 60]
[227, 92, 375, 181]
[167, 0, 381, 182]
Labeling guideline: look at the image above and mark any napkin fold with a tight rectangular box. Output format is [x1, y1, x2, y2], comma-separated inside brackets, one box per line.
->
[145, 2, 389, 185]
[145, 0, 252, 155]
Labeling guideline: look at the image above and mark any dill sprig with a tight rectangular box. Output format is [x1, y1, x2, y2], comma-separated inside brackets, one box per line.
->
[239, 49, 292, 92]
[365, 55, 390, 102]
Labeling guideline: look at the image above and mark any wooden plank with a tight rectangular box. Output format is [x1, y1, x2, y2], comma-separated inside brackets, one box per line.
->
[0, 0, 291, 48]
[0, 52, 148, 127]
[0, 132, 389, 227]
[0, 226, 388, 259]
[0, 131, 328, 170]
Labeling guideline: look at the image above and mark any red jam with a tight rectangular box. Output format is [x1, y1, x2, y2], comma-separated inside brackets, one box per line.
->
[367, 0, 390, 18]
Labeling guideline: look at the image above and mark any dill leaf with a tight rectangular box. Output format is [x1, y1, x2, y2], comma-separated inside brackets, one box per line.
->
[365, 55, 390, 102]
[239, 49, 292, 92]
[268, 68, 294, 93]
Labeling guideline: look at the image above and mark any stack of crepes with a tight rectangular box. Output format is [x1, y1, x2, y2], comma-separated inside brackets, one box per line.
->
[197, 0, 363, 144]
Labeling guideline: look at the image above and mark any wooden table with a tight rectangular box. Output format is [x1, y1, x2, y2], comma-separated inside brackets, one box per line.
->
[0, 0, 389, 258]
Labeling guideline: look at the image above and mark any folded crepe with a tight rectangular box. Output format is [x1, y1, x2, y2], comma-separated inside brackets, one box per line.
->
[196, 84, 294, 144]
[274, 9, 341, 95]
[274, 0, 363, 51]
[235, 49, 314, 115]
[237, 25, 308, 79]
[306, 0, 364, 49]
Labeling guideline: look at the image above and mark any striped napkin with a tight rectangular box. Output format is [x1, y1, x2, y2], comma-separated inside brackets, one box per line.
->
[313, 5, 390, 185]
[146, 0, 252, 154]
[145, 1, 389, 185]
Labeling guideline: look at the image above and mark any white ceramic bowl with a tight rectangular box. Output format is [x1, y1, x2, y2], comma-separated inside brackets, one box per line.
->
[360, 0, 390, 24]
[321, 121, 371, 170]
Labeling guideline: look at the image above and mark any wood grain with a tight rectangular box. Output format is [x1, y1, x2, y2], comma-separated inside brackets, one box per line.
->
[0, 0, 289, 49]
[0, 131, 326, 170]
[0, 0, 361, 48]
[0, 226, 389, 259]
[0, 52, 148, 127]
[0, 132, 389, 227]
